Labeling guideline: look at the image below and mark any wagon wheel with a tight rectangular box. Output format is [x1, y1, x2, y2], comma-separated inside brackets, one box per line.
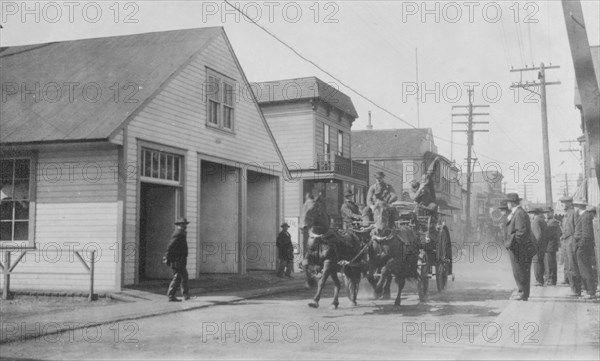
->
[417, 251, 429, 301]
[436, 262, 448, 292]
[435, 225, 452, 292]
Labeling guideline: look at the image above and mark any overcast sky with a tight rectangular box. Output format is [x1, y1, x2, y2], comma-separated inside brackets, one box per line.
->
[1, 0, 599, 203]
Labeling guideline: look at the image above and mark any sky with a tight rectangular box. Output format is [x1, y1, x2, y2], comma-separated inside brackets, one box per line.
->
[1, 0, 599, 203]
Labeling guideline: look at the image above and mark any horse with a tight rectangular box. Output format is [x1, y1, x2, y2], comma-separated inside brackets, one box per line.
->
[302, 196, 369, 309]
[365, 201, 421, 307]
[305, 228, 367, 308]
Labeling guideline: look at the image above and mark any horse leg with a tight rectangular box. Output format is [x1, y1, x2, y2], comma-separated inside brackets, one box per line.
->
[347, 267, 361, 306]
[308, 265, 330, 308]
[382, 274, 392, 300]
[394, 276, 406, 307]
[330, 264, 341, 309]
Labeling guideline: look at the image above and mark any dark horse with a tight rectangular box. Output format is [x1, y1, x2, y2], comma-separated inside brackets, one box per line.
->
[365, 201, 421, 307]
[303, 197, 368, 309]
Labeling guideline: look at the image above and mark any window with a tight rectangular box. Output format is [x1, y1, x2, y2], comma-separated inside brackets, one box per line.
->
[324, 124, 330, 155]
[206, 70, 235, 131]
[141, 149, 182, 183]
[1, 158, 32, 242]
[337, 130, 344, 156]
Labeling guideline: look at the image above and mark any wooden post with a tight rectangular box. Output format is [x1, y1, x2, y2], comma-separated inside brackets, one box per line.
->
[89, 250, 95, 301]
[2, 252, 10, 300]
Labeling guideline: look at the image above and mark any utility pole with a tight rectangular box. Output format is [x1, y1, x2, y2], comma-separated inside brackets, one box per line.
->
[452, 89, 490, 241]
[510, 63, 561, 207]
[564, 173, 569, 196]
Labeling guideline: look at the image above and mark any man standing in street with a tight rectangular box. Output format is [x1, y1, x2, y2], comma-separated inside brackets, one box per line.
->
[573, 199, 597, 299]
[561, 196, 581, 295]
[276, 223, 294, 278]
[165, 217, 190, 302]
[505, 193, 535, 301]
[340, 190, 362, 229]
[529, 208, 548, 287]
[544, 208, 561, 286]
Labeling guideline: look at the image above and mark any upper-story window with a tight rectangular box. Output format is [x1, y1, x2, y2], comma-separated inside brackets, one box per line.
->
[206, 69, 235, 132]
[1, 158, 33, 243]
[337, 130, 344, 156]
[324, 124, 330, 155]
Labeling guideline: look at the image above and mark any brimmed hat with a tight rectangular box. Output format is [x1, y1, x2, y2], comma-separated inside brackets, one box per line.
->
[374, 171, 385, 179]
[497, 200, 508, 210]
[586, 205, 597, 213]
[504, 193, 522, 203]
[559, 195, 573, 203]
[344, 190, 354, 197]
[280, 222, 290, 228]
[527, 207, 546, 214]
[572, 198, 587, 206]
[175, 217, 190, 225]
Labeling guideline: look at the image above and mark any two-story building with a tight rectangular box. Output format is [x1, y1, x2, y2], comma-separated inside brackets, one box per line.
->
[0, 27, 288, 294]
[253, 77, 369, 250]
[352, 128, 463, 239]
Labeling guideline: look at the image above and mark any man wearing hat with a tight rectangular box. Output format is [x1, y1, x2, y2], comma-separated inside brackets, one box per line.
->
[560, 195, 579, 292]
[165, 217, 190, 302]
[340, 190, 362, 229]
[367, 171, 398, 209]
[276, 223, 294, 278]
[544, 208, 561, 286]
[528, 208, 548, 286]
[497, 200, 510, 242]
[573, 199, 597, 298]
[505, 193, 535, 301]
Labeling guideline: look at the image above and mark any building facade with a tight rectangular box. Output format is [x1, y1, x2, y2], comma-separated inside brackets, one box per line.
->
[0, 27, 287, 293]
[254, 77, 369, 254]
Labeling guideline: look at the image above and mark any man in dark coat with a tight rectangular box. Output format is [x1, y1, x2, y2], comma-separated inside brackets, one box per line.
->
[561, 196, 581, 295]
[573, 199, 597, 298]
[544, 208, 561, 286]
[529, 208, 548, 286]
[165, 217, 190, 302]
[276, 223, 294, 277]
[367, 172, 398, 209]
[504, 193, 535, 301]
[340, 190, 362, 229]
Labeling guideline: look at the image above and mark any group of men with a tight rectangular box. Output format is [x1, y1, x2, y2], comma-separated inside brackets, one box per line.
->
[499, 193, 597, 301]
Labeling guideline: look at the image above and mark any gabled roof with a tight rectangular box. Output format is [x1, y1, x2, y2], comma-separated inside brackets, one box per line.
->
[252, 77, 358, 119]
[0, 27, 222, 143]
[351, 128, 435, 159]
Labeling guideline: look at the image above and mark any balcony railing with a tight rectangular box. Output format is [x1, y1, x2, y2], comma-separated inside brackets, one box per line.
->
[316, 153, 368, 182]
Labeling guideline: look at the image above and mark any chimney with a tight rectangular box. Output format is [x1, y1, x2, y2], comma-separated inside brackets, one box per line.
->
[367, 111, 373, 130]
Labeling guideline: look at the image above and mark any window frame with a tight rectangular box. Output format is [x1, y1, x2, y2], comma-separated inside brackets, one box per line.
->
[323, 124, 330, 155]
[337, 130, 344, 157]
[0, 152, 37, 248]
[205, 69, 236, 133]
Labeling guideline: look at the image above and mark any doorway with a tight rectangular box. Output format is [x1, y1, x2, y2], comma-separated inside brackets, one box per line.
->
[139, 182, 180, 279]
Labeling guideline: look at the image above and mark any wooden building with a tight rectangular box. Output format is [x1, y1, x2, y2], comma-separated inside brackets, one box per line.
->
[253, 77, 368, 251]
[0, 27, 287, 293]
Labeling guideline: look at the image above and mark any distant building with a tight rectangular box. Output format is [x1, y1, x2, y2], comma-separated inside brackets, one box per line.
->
[469, 170, 505, 242]
[351, 128, 462, 238]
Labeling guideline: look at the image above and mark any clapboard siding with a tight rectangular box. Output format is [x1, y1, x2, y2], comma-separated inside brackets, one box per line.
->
[260, 103, 315, 168]
[36, 147, 119, 204]
[2, 202, 119, 291]
[123, 30, 283, 284]
[314, 105, 352, 160]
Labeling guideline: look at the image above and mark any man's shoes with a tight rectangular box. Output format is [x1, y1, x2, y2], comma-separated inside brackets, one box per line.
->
[183, 295, 191, 301]
[276, 273, 284, 278]
[534, 282, 543, 287]
[569, 292, 581, 297]
[168, 298, 181, 302]
[512, 294, 525, 301]
[285, 274, 293, 278]
[580, 294, 596, 300]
